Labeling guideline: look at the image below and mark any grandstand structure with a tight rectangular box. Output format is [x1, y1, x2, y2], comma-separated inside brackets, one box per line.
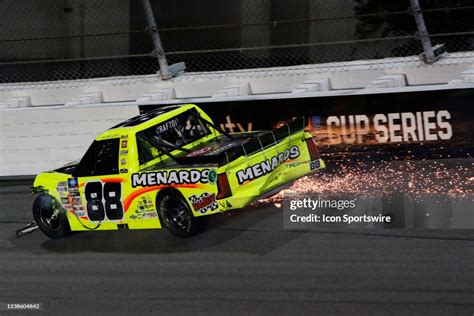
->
[0, 0, 473, 176]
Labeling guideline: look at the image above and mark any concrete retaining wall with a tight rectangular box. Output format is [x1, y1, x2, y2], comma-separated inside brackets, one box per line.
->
[0, 104, 138, 176]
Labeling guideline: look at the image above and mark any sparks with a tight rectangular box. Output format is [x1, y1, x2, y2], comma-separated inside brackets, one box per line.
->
[256, 158, 474, 206]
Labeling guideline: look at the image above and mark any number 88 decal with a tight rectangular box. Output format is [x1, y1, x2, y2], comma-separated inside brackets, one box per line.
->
[84, 182, 123, 221]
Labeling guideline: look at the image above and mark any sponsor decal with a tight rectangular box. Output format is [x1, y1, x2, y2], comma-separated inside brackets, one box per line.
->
[130, 207, 157, 220]
[120, 150, 128, 155]
[121, 140, 128, 148]
[186, 146, 213, 157]
[208, 170, 217, 184]
[236, 146, 300, 185]
[146, 211, 158, 218]
[323, 110, 452, 144]
[219, 200, 234, 209]
[66, 178, 83, 214]
[67, 178, 81, 198]
[73, 204, 84, 211]
[131, 169, 211, 188]
[57, 181, 73, 211]
[121, 158, 127, 165]
[286, 160, 311, 169]
[138, 196, 154, 212]
[74, 210, 86, 217]
[67, 178, 78, 189]
[189, 192, 218, 214]
[120, 168, 128, 174]
[56, 181, 68, 192]
[101, 133, 120, 140]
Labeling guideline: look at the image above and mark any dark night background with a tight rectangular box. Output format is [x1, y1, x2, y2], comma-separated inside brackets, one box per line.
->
[0, 0, 472, 82]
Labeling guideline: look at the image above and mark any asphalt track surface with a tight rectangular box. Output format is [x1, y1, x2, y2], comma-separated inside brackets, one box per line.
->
[0, 178, 473, 315]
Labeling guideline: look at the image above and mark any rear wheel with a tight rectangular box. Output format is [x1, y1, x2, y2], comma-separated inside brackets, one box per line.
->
[156, 190, 207, 238]
[33, 194, 71, 239]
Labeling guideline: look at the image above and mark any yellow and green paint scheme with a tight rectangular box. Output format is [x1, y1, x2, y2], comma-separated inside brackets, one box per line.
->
[33, 104, 325, 233]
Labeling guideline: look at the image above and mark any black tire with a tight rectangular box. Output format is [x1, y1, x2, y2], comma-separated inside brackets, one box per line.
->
[33, 194, 71, 239]
[156, 189, 207, 238]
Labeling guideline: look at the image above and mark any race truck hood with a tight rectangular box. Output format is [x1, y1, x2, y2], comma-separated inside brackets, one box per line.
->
[52, 160, 80, 175]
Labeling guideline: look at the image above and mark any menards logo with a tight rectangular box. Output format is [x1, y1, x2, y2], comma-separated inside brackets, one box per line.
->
[236, 146, 300, 185]
[131, 169, 211, 188]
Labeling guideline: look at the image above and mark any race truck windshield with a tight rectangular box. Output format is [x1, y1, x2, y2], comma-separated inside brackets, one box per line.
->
[136, 109, 211, 165]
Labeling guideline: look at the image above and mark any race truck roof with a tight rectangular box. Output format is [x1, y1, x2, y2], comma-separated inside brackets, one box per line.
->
[109, 105, 180, 129]
[96, 104, 207, 141]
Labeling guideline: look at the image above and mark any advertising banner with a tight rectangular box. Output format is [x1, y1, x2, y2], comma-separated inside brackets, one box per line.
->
[140, 88, 473, 161]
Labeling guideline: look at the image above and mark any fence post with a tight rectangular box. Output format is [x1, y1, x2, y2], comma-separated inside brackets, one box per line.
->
[141, 0, 172, 79]
[410, 0, 435, 63]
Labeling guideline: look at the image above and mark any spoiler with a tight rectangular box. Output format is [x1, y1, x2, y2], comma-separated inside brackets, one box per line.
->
[173, 117, 307, 166]
[229, 116, 307, 160]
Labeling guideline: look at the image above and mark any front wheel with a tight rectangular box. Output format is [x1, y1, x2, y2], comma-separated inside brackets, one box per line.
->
[33, 194, 71, 239]
[156, 190, 207, 238]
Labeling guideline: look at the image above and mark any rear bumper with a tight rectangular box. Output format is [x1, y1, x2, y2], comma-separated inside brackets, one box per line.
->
[218, 158, 325, 211]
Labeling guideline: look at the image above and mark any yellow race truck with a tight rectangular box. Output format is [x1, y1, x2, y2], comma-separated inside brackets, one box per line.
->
[25, 104, 324, 239]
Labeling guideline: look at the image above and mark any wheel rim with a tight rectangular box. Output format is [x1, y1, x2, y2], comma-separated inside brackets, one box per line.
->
[163, 198, 191, 231]
[39, 205, 60, 231]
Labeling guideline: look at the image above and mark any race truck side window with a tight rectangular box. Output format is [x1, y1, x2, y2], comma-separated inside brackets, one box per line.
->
[136, 109, 211, 165]
[74, 139, 120, 177]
